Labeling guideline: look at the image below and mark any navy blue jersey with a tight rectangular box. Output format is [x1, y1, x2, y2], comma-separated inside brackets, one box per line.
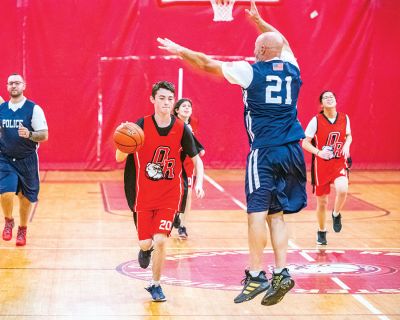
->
[244, 60, 305, 149]
[0, 100, 37, 158]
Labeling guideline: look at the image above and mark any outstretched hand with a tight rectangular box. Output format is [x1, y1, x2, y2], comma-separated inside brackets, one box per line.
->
[157, 37, 184, 55]
[245, 0, 261, 22]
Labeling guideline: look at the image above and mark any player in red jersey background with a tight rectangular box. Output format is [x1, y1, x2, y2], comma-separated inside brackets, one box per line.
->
[302, 90, 352, 245]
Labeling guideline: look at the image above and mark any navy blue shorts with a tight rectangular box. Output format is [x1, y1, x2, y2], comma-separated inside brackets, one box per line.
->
[0, 152, 40, 202]
[245, 142, 307, 214]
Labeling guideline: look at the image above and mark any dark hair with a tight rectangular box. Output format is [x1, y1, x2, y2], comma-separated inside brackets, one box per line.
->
[319, 90, 336, 104]
[173, 98, 193, 124]
[173, 98, 192, 116]
[151, 81, 175, 98]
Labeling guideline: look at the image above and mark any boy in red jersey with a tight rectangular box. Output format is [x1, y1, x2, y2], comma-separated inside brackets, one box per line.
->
[116, 81, 205, 302]
[302, 91, 352, 245]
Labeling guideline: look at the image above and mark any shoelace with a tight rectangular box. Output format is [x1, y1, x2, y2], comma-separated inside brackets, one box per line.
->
[155, 286, 164, 297]
[17, 228, 26, 240]
[240, 272, 251, 285]
[4, 221, 14, 236]
[270, 274, 283, 289]
[5, 220, 14, 230]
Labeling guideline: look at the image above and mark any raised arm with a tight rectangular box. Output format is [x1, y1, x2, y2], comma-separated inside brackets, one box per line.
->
[246, 0, 294, 57]
[157, 38, 224, 77]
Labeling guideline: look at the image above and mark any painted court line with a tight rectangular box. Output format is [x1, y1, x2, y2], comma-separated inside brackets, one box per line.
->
[205, 175, 303, 250]
[204, 174, 246, 210]
[332, 277, 390, 320]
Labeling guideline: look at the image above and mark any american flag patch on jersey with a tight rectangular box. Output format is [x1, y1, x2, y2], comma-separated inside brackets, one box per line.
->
[273, 63, 284, 71]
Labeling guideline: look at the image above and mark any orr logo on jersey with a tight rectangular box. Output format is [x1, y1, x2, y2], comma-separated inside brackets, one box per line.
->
[145, 146, 176, 181]
[324, 131, 343, 159]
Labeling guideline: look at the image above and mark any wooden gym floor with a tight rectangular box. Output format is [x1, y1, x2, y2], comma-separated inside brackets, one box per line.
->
[0, 169, 399, 319]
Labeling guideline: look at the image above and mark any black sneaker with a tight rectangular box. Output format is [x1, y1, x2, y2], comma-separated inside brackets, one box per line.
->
[332, 212, 342, 233]
[145, 285, 166, 302]
[317, 231, 327, 245]
[178, 226, 188, 239]
[173, 213, 181, 229]
[138, 248, 153, 269]
[234, 270, 270, 303]
[261, 268, 295, 306]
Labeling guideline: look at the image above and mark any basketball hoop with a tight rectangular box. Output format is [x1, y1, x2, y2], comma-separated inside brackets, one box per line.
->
[210, 0, 236, 22]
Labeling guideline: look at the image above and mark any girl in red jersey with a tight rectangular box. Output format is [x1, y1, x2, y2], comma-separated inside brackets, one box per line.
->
[173, 98, 205, 239]
[116, 81, 205, 302]
[302, 91, 352, 245]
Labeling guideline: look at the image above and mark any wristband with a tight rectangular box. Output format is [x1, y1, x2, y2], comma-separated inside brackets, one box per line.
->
[316, 150, 319, 156]
[29, 131, 33, 138]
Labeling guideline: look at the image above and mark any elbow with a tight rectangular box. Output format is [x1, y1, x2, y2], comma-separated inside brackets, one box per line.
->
[42, 132, 49, 142]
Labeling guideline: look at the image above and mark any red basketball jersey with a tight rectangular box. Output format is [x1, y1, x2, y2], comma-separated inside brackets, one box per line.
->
[133, 115, 185, 211]
[313, 112, 349, 186]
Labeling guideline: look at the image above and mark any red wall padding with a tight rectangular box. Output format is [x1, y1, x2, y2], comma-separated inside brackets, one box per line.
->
[0, 0, 399, 169]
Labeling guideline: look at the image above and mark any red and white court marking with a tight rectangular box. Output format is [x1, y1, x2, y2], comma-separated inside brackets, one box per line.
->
[117, 249, 400, 294]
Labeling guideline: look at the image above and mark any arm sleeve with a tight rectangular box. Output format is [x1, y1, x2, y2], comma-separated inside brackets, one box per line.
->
[281, 50, 299, 69]
[32, 105, 48, 131]
[181, 124, 199, 158]
[124, 153, 136, 212]
[136, 118, 144, 129]
[304, 117, 317, 138]
[221, 61, 253, 89]
[193, 135, 204, 153]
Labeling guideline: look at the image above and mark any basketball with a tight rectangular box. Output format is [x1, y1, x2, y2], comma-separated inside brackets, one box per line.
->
[113, 122, 145, 153]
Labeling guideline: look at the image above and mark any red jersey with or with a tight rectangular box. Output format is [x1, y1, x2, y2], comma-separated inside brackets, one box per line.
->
[133, 115, 184, 211]
[313, 112, 349, 186]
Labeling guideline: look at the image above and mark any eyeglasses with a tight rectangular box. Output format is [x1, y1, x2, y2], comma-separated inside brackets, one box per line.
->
[322, 96, 335, 100]
[7, 81, 24, 86]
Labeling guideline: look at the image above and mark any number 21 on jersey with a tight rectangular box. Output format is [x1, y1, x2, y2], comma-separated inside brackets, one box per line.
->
[265, 75, 292, 105]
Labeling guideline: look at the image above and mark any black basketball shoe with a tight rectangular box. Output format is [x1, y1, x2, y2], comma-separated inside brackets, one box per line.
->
[261, 268, 295, 306]
[234, 270, 270, 303]
[317, 231, 327, 245]
[332, 212, 342, 233]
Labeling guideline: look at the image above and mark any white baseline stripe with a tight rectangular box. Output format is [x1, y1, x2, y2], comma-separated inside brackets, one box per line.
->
[332, 277, 390, 320]
[204, 174, 246, 210]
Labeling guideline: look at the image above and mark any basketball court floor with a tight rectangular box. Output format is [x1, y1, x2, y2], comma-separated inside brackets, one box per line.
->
[0, 169, 399, 319]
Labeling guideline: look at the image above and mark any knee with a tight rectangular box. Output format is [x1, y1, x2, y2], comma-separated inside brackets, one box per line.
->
[317, 197, 328, 208]
[268, 213, 285, 228]
[153, 234, 167, 249]
[335, 185, 348, 197]
[138, 239, 153, 251]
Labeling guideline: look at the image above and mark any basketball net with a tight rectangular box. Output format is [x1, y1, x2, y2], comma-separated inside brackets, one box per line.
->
[210, 0, 236, 22]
